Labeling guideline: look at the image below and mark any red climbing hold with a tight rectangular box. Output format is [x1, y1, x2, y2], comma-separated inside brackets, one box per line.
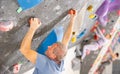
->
[101, 29, 105, 34]
[68, 9, 76, 15]
[117, 10, 120, 16]
[0, 20, 15, 32]
[91, 21, 99, 32]
[86, 49, 90, 55]
[94, 34, 99, 40]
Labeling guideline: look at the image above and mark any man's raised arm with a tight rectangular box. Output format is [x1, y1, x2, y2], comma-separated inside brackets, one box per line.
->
[62, 9, 76, 48]
[20, 18, 41, 64]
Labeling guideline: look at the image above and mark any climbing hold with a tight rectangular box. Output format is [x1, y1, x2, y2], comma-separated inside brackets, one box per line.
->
[95, 0, 120, 26]
[110, 28, 115, 35]
[101, 29, 105, 34]
[77, 29, 87, 38]
[0, 20, 15, 32]
[86, 49, 90, 55]
[95, 21, 99, 25]
[72, 32, 76, 35]
[117, 10, 120, 16]
[17, 7, 23, 13]
[91, 27, 96, 32]
[89, 14, 96, 19]
[94, 34, 99, 40]
[118, 32, 120, 36]
[71, 36, 76, 43]
[17, 0, 43, 13]
[111, 20, 114, 23]
[87, 5, 93, 12]
[111, 0, 114, 2]
[118, 37, 120, 43]
[106, 18, 110, 23]
[68, 9, 76, 14]
[13, 62, 22, 74]
[90, 22, 99, 32]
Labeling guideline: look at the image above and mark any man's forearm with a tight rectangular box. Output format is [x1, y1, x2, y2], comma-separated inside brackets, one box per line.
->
[64, 16, 74, 39]
[20, 28, 36, 51]
[62, 16, 75, 47]
[19, 18, 41, 64]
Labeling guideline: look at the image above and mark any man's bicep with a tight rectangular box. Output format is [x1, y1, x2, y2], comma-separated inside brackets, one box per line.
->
[20, 49, 37, 64]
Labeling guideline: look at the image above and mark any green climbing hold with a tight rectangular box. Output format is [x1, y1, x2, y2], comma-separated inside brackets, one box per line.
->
[17, 7, 23, 13]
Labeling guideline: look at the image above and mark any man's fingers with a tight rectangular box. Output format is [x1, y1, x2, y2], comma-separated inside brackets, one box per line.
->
[29, 18, 33, 23]
[34, 18, 41, 24]
[38, 20, 41, 24]
[33, 18, 38, 21]
[29, 17, 41, 26]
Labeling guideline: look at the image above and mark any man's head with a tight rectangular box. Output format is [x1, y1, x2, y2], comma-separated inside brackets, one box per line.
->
[105, 34, 112, 39]
[45, 42, 67, 62]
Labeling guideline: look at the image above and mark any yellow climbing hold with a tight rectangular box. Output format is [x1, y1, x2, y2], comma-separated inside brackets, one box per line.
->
[89, 14, 96, 19]
[87, 5, 93, 12]
[71, 36, 76, 43]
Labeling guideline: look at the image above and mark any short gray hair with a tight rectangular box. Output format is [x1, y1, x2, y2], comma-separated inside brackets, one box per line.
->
[53, 42, 67, 61]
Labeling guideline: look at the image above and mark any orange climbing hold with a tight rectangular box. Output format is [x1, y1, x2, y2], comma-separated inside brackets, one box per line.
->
[69, 9, 76, 15]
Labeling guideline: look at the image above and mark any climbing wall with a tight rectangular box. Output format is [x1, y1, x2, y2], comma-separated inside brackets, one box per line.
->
[80, 5, 120, 74]
[0, 0, 120, 74]
[0, 0, 88, 73]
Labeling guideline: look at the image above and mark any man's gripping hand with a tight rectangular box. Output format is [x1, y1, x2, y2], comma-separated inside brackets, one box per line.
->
[29, 18, 41, 31]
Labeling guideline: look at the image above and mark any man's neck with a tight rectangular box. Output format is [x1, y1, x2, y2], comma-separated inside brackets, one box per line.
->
[54, 59, 61, 65]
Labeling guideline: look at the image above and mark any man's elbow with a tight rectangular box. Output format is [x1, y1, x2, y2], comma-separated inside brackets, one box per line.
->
[19, 48, 28, 55]
[20, 48, 25, 54]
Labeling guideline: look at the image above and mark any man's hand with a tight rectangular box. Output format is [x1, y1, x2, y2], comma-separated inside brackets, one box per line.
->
[69, 9, 76, 19]
[20, 17, 41, 64]
[29, 18, 41, 30]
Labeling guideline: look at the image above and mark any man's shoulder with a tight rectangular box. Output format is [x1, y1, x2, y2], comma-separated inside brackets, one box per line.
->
[36, 53, 50, 63]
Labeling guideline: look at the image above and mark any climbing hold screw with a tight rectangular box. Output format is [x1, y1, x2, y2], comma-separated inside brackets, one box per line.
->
[72, 32, 76, 35]
[87, 5, 93, 12]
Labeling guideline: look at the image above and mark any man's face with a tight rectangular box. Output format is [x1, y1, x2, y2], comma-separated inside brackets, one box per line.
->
[45, 43, 58, 60]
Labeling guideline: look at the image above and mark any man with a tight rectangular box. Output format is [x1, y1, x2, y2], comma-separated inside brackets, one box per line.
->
[95, 47, 119, 74]
[20, 9, 76, 74]
[81, 27, 111, 61]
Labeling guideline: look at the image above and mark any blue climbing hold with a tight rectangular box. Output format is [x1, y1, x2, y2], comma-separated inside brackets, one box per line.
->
[118, 37, 120, 43]
[37, 26, 64, 55]
[17, 0, 43, 13]
[77, 29, 87, 39]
